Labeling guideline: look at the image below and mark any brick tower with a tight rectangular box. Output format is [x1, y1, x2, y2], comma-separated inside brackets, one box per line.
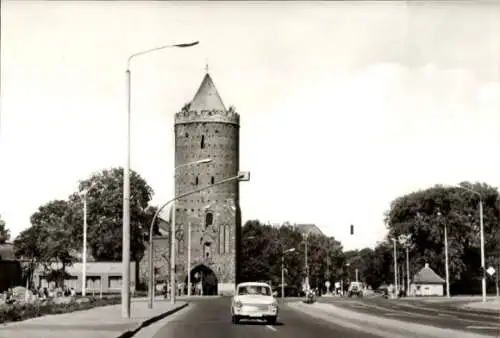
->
[173, 70, 241, 295]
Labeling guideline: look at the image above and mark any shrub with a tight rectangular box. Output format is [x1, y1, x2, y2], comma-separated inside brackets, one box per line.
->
[0, 296, 121, 324]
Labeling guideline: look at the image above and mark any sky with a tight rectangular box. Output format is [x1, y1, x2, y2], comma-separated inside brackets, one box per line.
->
[1, 1, 499, 251]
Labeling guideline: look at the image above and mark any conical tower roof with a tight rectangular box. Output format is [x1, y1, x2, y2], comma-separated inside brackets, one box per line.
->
[189, 73, 226, 112]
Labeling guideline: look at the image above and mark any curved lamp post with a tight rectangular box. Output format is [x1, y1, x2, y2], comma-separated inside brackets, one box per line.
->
[436, 211, 451, 298]
[398, 234, 412, 297]
[281, 248, 296, 301]
[147, 171, 251, 308]
[147, 158, 212, 309]
[391, 238, 398, 297]
[123, 41, 199, 318]
[79, 182, 98, 297]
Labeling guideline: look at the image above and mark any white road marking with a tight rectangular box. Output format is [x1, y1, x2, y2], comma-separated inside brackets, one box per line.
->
[466, 325, 500, 330]
[384, 312, 419, 317]
[265, 325, 277, 332]
[348, 303, 366, 308]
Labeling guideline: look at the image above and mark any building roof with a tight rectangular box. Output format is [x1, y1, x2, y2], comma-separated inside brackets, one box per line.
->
[412, 263, 445, 284]
[189, 73, 226, 112]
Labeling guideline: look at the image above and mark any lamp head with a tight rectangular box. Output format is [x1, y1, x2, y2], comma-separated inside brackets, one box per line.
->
[198, 158, 213, 164]
[174, 41, 199, 48]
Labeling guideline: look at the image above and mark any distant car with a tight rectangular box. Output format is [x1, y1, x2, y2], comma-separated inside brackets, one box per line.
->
[231, 282, 279, 325]
[347, 282, 363, 298]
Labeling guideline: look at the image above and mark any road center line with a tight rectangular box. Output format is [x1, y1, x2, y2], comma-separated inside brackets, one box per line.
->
[438, 313, 454, 317]
[265, 325, 277, 332]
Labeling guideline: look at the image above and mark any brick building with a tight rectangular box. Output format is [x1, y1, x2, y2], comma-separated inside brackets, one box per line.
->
[140, 70, 242, 296]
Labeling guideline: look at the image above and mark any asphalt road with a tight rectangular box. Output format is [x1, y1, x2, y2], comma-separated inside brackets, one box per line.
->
[152, 297, 384, 338]
[317, 296, 500, 337]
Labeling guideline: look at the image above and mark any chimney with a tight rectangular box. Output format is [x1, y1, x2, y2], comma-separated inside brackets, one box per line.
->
[424, 263, 429, 268]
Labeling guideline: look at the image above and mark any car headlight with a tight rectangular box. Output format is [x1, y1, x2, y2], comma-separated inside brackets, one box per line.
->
[269, 301, 278, 309]
[235, 301, 243, 308]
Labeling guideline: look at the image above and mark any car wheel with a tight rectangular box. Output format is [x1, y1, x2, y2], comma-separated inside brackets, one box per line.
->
[267, 316, 277, 325]
[232, 315, 240, 324]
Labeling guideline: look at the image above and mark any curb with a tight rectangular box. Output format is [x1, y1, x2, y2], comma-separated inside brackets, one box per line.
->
[116, 302, 189, 338]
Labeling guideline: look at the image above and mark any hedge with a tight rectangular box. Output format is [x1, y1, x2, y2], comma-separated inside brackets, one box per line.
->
[0, 295, 121, 324]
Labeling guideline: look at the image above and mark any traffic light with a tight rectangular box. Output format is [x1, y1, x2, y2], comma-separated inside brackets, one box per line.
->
[350, 224, 354, 235]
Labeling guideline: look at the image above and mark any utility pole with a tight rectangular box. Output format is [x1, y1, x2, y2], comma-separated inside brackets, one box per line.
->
[392, 238, 398, 297]
[444, 222, 450, 298]
[187, 222, 192, 297]
[496, 261, 499, 298]
[82, 193, 88, 297]
[479, 200, 486, 303]
[281, 255, 285, 301]
[304, 232, 309, 291]
[406, 245, 410, 297]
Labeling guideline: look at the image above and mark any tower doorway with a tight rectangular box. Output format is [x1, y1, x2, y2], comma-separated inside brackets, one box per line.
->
[187, 264, 218, 296]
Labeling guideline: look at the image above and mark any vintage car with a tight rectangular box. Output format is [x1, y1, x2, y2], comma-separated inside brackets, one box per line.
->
[231, 282, 279, 324]
[347, 281, 364, 298]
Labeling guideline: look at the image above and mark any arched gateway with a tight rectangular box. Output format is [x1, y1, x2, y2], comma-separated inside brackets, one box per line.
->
[186, 265, 218, 296]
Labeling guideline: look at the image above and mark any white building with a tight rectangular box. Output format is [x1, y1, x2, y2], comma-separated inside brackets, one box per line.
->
[410, 263, 445, 297]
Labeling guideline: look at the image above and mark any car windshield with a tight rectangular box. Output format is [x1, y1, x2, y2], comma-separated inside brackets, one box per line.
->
[238, 285, 271, 296]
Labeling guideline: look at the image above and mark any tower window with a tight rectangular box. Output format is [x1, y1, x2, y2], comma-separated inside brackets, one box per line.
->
[219, 225, 224, 254]
[211, 176, 215, 184]
[201, 135, 205, 149]
[204, 242, 211, 258]
[195, 176, 199, 185]
[205, 213, 213, 228]
[185, 132, 189, 138]
[225, 225, 230, 254]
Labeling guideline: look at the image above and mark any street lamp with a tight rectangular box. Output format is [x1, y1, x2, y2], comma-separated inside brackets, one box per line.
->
[436, 211, 451, 298]
[282, 248, 296, 301]
[302, 232, 310, 291]
[398, 234, 412, 297]
[448, 184, 486, 302]
[345, 262, 351, 285]
[170, 158, 213, 305]
[147, 171, 250, 308]
[79, 182, 98, 297]
[147, 158, 212, 309]
[123, 41, 199, 318]
[391, 238, 398, 298]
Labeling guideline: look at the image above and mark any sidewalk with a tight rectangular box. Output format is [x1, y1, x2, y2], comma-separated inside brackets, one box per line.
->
[462, 299, 500, 312]
[0, 298, 187, 338]
[289, 301, 493, 338]
[403, 296, 498, 303]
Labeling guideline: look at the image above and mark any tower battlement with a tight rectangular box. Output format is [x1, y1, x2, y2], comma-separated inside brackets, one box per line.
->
[174, 108, 240, 126]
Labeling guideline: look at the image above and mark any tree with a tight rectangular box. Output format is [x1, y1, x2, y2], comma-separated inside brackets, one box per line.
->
[13, 200, 75, 287]
[13, 224, 43, 287]
[66, 167, 154, 263]
[0, 215, 10, 244]
[240, 220, 278, 283]
[384, 181, 500, 294]
[240, 220, 345, 292]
